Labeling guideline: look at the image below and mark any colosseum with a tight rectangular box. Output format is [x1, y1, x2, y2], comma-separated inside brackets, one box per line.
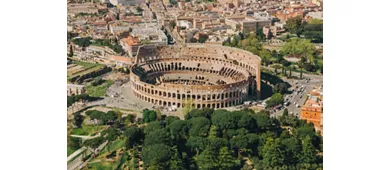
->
[129, 44, 261, 109]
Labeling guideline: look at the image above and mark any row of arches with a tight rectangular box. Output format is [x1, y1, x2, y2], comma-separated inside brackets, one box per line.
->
[132, 81, 246, 101]
[143, 46, 259, 78]
[133, 89, 244, 109]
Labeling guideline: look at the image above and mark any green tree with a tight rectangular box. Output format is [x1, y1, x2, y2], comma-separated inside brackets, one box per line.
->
[262, 137, 286, 167]
[190, 37, 198, 43]
[208, 137, 228, 152]
[238, 113, 257, 130]
[144, 129, 170, 146]
[218, 147, 238, 170]
[189, 117, 210, 137]
[165, 115, 180, 125]
[143, 109, 157, 123]
[74, 112, 84, 128]
[69, 137, 82, 151]
[196, 148, 218, 170]
[182, 99, 195, 117]
[198, 34, 209, 43]
[256, 28, 265, 41]
[286, 16, 305, 37]
[186, 136, 208, 155]
[211, 110, 242, 130]
[281, 137, 302, 165]
[125, 125, 143, 148]
[142, 144, 172, 169]
[185, 108, 214, 120]
[274, 83, 288, 94]
[102, 128, 120, 142]
[169, 146, 185, 169]
[169, 20, 176, 30]
[169, 120, 189, 141]
[144, 121, 163, 134]
[68, 45, 74, 57]
[271, 64, 283, 74]
[136, 6, 143, 13]
[72, 37, 92, 47]
[265, 93, 284, 108]
[102, 128, 120, 151]
[102, 111, 118, 125]
[301, 136, 318, 164]
[258, 48, 272, 66]
[84, 136, 104, 151]
[282, 38, 316, 64]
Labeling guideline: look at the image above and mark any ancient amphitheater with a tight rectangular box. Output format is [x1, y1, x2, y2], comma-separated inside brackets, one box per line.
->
[129, 44, 261, 109]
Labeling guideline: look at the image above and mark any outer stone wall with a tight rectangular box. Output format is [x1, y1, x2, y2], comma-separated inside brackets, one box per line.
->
[130, 44, 261, 109]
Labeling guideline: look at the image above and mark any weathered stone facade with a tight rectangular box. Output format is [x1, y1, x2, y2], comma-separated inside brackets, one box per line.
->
[129, 44, 261, 109]
[67, 84, 85, 96]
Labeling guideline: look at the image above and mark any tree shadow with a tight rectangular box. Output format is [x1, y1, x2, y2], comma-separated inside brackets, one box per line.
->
[261, 71, 291, 88]
[260, 82, 273, 100]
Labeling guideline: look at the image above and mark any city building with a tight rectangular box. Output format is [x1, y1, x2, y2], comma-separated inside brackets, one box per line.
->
[300, 87, 323, 132]
[132, 28, 168, 45]
[120, 35, 142, 57]
[111, 0, 145, 6]
[225, 16, 272, 33]
[306, 11, 323, 20]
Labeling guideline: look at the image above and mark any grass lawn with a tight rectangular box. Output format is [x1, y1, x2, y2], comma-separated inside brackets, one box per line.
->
[89, 138, 127, 170]
[101, 138, 126, 155]
[74, 61, 101, 68]
[88, 161, 117, 170]
[71, 125, 107, 136]
[85, 80, 114, 97]
[67, 146, 78, 156]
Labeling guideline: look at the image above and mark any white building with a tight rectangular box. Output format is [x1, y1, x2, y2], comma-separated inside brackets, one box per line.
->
[307, 11, 323, 20]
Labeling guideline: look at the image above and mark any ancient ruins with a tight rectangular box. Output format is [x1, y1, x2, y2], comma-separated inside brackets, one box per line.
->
[129, 44, 261, 109]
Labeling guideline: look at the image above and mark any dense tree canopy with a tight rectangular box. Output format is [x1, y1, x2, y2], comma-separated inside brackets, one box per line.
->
[286, 17, 305, 37]
[72, 37, 92, 47]
[265, 93, 284, 108]
[282, 38, 316, 64]
[142, 144, 172, 168]
[85, 110, 118, 125]
[274, 82, 289, 94]
[143, 109, 157, 123]
[74, 112, 84, 128]
[80, 108, 323, 170]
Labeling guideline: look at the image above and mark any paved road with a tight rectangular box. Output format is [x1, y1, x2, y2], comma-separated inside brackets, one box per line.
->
[270, 73, 323, 118]
[71, 134, 100, 141]
[67, 141, 108, 170]
[67, 147, 87, 162]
